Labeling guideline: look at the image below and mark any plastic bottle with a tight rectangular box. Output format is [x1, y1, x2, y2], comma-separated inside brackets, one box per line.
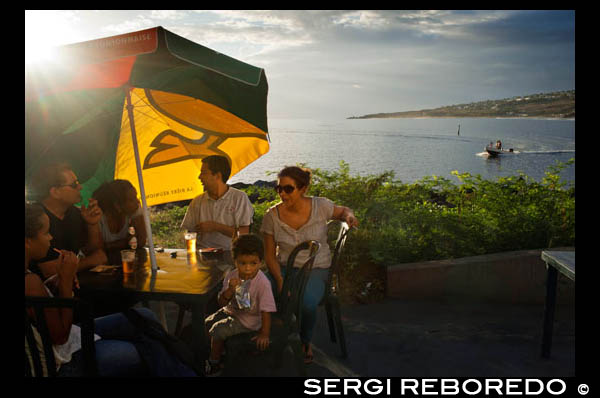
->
[128, 226, 137, 249]
[232, 224, 240, 241]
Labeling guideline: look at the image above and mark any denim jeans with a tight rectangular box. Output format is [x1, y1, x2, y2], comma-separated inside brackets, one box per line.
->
[266, 267, 328, 345]
[58, 307, 157, 377]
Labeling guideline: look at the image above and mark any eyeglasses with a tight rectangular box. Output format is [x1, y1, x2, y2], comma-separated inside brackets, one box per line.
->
[58, 180, 81, 189]
[275, 184, 296, 194]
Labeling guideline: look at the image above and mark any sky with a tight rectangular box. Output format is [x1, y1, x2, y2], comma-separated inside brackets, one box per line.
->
[25, 10, 575, 120]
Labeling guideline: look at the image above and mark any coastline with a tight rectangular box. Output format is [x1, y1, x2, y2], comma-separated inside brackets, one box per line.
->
[348, 116, 575, 121]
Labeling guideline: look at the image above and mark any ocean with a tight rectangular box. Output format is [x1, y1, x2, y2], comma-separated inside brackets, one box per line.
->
[230, 117, 575, 187]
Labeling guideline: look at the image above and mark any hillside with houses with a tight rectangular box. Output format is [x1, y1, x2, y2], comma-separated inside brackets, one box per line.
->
[348, 90, 574, 120]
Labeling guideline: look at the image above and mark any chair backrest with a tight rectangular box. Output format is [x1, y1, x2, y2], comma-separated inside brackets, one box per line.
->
[25, 296, 97, 377]
[278, 240, 321, 331]
[325, 221, 352, 295]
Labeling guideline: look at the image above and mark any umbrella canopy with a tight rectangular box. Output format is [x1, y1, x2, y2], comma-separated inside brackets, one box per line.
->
[25, 26, 270, 206]
[26, 26, 269, 271]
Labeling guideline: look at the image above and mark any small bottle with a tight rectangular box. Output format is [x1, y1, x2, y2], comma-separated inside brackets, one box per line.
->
[128, 226, 137, 249]
[232, 224, 240, 241]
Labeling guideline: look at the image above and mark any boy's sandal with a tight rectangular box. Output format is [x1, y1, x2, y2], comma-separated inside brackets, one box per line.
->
[302, 344, 314, 364]
[304, 352, 314, 364]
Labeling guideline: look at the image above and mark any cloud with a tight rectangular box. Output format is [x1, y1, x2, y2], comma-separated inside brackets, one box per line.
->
[150, 10, 188, 20]
[102, 14, 157, 35]
[24, 10, 574, 119]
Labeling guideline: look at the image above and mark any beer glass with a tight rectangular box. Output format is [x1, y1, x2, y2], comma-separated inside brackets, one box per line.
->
[185, 232, 197, 252]
[120, 249, 136, 274]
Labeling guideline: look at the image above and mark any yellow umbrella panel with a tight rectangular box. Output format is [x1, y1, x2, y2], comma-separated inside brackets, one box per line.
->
[116, 88, 270, 206]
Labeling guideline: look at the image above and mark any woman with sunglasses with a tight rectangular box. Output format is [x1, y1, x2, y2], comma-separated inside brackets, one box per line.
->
[260, 166, 359, 364]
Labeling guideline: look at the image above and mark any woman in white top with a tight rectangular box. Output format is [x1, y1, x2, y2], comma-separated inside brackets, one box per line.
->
[260, 166, 358, 364]
[93, 179, 146, 252]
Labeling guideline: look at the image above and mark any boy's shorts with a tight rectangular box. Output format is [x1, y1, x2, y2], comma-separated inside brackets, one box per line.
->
[205, 308, 254, 340]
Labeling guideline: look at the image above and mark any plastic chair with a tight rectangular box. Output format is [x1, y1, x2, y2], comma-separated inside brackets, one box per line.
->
[25, 296, 97, 377]
[321, 220, 352, 358]
[223, 240, 320, 376]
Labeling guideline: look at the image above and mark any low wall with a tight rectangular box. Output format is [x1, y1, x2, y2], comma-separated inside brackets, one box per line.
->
[386, 248, 575, 304]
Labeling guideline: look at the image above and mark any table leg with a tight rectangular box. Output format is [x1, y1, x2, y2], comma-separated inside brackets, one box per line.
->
[191, 301, 209, 372]
[541, 265, 558, 358]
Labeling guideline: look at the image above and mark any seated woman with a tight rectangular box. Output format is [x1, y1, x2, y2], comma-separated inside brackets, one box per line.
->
[25, 202, 196, 377]
[92, 179, 147, 256]
[260, 166, 359, 364]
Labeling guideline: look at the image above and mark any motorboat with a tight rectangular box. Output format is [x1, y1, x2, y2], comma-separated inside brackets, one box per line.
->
[485, 140, 514, 157]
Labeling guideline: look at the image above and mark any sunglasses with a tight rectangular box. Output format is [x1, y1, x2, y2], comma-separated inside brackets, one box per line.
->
[275, 184, 296, 194]
[57, 180, 81, 189]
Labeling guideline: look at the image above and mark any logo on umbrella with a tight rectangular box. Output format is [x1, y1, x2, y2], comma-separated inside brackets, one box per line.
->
[143, 129, 228, 169]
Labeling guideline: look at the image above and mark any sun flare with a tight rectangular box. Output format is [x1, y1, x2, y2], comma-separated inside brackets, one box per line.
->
[25, 11, 80, 65]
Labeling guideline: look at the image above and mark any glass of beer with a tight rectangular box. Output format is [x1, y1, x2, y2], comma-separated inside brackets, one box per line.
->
[187, 251, 198, 267]
[120, 249, 136, 274]
[185, 232, 197, 252]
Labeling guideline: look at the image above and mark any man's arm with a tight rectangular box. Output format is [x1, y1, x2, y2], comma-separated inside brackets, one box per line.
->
[77, 249, 108, 271]
[195, 222, 249, 238]
[78, 198, 108, 270]
[180, 197, 199, 231]
[80, 198, 104, 254]
[82, 223, 103, 254]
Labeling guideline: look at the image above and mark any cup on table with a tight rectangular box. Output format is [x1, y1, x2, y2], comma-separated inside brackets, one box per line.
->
[120, 249, 136, 274]
[185, 232, 197, 252]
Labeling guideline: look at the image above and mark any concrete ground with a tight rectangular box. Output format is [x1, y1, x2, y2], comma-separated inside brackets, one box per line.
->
[148, 297, 575, 378]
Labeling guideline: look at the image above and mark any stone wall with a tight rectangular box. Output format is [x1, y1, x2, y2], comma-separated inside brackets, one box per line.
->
[387, 248, 575, 304]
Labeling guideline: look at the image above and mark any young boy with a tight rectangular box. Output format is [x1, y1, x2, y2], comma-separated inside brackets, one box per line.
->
[204, 234, 277, 376]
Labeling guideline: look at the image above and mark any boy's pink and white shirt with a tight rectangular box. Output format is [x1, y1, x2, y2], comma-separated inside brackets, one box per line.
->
[221, 269, 277, 330]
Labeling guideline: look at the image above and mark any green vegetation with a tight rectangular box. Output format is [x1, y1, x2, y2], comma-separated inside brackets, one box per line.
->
[149, 159, 575, 303]
[348, 90, 575, 119]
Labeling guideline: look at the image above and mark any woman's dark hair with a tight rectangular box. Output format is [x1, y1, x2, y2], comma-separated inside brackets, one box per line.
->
[231, 234, 264, 261]
[277, 166, 312, 189]
[25, 202, 46, 238]
[92, 179, 135, 216]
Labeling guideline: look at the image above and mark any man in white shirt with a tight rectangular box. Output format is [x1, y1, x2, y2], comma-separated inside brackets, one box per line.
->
[180, 155, 254, 250]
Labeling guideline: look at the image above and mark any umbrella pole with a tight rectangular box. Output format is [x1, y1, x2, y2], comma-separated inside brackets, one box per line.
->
[125, 87, 158, 273]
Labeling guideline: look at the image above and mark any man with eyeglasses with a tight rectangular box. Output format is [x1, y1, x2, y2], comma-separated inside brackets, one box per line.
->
[27, 162, 108, 280]
[180, 155, 253, 251]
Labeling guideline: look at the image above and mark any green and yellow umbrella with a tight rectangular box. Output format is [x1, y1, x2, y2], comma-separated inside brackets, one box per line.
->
[25, 26, 270, 269]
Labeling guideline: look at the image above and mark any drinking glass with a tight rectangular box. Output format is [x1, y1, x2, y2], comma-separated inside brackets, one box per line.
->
[185, 232, 197, 252]
[120, 249, 136, 274]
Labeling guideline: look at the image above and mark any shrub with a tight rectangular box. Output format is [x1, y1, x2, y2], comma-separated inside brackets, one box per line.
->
[148, 159, 575, 303]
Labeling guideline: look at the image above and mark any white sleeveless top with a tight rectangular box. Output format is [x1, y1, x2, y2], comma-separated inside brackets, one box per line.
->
[99, 206, 143, 244]
[25, 271, 100, 375]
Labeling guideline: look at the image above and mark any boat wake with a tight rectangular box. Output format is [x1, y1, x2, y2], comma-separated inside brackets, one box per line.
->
[519, 150, 575, 154]
[477, 149, 574, 158]
[477, 150, 520, 157]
